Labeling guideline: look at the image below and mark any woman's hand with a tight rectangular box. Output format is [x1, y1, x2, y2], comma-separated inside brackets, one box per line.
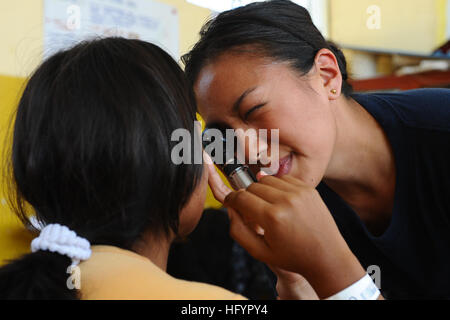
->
[204, 154, 318, 299]
[224, 173, 366, 299]
[267, 264, 319, 300]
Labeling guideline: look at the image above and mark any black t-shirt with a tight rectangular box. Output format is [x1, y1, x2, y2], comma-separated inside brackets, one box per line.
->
[317, 88, 450, 299]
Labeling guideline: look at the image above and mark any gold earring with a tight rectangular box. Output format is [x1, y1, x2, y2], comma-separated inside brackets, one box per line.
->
[331, 89, 337, 94]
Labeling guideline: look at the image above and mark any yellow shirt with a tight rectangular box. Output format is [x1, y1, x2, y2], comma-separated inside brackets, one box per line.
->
[79, 245, 247, 300]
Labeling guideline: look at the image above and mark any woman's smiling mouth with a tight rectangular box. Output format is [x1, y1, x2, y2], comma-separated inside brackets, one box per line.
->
[275, 153, 293, 177]
[259, 153, 293, 177]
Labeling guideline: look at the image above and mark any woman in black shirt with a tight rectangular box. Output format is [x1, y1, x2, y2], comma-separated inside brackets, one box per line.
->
[182, 0, 450, 299]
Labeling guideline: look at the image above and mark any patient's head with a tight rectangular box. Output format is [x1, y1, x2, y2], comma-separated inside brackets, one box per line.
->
[9, 37, 206, 250]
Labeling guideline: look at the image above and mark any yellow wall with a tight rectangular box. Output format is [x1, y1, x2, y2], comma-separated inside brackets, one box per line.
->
[0, 74, 34, 264]
[0, 1, 43, 78]
[330, 0, 448, 55]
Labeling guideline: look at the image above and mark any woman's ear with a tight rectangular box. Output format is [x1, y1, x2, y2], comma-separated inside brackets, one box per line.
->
[314, 48, 343, 100]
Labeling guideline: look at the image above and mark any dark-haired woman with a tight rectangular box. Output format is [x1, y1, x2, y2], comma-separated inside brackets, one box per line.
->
[0, 38, 249, 299]
[184, 0, 450, 299]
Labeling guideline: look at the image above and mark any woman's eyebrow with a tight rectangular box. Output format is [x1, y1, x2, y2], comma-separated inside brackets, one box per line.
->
[205, 86, 258, 128]
[232, 86, 257, 114]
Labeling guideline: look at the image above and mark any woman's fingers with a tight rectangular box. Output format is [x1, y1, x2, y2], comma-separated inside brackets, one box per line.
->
[204, 152, 232, 203]
[257, 174, 299, 193]
[224, 189, 271, 228]
[245, 182, 285, 204]
[256, 170, 269, 181]
[279, 174, 306, 188]
[227, 207, 270, 262]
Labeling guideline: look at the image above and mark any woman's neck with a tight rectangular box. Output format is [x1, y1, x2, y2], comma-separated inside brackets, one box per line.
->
[131, 231, 173, 271]
[323, 96, 396, 235]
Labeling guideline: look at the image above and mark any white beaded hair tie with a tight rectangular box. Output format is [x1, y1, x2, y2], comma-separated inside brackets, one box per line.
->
[31, 223, 91, 266]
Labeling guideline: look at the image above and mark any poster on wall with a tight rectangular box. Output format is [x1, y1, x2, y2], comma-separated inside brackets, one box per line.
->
[44, 0, 179, 59]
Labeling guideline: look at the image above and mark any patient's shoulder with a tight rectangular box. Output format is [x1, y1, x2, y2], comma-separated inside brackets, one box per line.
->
[79, 245, 246, 300]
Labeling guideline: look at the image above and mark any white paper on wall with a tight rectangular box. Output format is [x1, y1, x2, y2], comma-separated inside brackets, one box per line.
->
[44, 0, 179, 59]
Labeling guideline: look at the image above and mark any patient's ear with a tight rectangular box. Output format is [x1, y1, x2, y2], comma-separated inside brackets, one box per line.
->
[178, 165, 208, 237]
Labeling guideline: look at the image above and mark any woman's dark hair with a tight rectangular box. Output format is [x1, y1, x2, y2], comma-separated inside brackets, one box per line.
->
[182, 0, 353, 97]
[0, 37, 203, 299]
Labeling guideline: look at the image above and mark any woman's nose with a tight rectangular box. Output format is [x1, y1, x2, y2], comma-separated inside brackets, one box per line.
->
[234, 128, 280, 174]
[233, 128, 258, 165]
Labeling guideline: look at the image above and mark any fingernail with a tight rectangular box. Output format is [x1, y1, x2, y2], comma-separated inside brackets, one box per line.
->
[256, 170, 270, 181]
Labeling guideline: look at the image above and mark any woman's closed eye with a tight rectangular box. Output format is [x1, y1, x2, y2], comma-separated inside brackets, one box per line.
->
[244, 103, 266, 121]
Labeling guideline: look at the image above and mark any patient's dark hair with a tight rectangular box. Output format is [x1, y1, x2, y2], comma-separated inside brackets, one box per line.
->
[183, 0, 353, 97]
[0, 37, 203, 299]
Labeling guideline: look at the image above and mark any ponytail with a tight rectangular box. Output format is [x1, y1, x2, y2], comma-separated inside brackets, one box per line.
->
[0, 251, 79, 299]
